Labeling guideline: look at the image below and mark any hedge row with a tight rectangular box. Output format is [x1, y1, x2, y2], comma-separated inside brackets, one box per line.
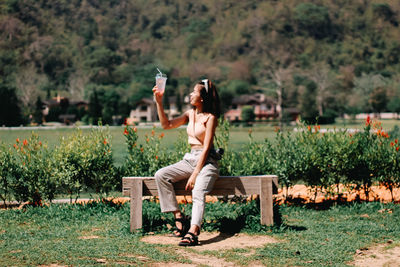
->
[0, 127, 115, 206]
[124, 117, 400, 202]
[1, 117, 400, 206]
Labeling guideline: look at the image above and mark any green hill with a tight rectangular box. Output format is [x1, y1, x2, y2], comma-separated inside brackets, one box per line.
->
[1, 0, 400, 125]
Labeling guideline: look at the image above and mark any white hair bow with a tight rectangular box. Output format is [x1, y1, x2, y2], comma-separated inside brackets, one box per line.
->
[202, 79, 209, 93]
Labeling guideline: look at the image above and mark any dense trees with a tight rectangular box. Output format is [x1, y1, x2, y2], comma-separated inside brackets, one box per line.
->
[1, 0, 400, 125]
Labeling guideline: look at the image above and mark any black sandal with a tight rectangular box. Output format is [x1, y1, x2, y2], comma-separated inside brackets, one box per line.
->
[179, 232, 199, 247]
[172, 215, 190, 237]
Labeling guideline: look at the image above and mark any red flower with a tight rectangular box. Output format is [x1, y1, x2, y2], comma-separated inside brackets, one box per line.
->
[396, 139, 398, 144]
[397, 147, 399, 152]
[146, 138, 149, 142]
[151, 130, 155, 136]
[23, 139, 28, 146]
[140, 147, 144, 152]
[307, 126, 311, 132]
[123, 118, 127, 125]
[39, 141, 42, 146]
[16, 138, 20, 143]
[13, 144, 17, 149]
[155, 155, 158, 160]
[103, 139, 107, 144]
[391, 142, 395, 147]
[123, 128, 128, 135]
[134, 127, 137, 132]
[381, 131, 389, 138]
[366, 115, 371, 126]
[159, 133, 165, 139]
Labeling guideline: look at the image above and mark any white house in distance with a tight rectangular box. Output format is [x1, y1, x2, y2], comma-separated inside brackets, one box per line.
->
[127, 96, 184, 124]
[128, 98, 157, 124]
[224, 93, 278, 121]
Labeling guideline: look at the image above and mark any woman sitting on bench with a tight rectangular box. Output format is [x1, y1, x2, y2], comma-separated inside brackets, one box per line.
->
[152, 79, 221, 246]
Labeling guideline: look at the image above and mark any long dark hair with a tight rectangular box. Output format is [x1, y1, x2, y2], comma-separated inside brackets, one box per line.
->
[197, 80, 221, 118]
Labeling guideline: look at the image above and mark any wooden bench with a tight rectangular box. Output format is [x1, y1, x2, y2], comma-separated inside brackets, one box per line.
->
[122, 175, 279, 232]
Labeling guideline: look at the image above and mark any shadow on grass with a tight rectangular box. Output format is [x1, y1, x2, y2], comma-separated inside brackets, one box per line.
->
[199, 232, 235, 246]
[272, 203, 308, 232]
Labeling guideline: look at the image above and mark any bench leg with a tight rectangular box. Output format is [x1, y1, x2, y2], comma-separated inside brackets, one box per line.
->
[130, 180, 143, 232]
[260, 178, 274, 225]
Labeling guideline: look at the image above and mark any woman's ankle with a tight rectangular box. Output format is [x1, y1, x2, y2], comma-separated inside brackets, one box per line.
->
[188, 225, 200, 235]
[173, 210, 182, 219]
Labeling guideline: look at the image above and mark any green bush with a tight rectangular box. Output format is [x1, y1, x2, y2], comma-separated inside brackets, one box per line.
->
[54, 126, 115, 202]
[241, 105, 255, 125]
[9, 134, 56, 204]
[267, 119, 400, 201]
[266, 129, 307, 194]
[0, 142, 17, 206]
[0, 127, 117, 205]
[122, 126, 172, 177]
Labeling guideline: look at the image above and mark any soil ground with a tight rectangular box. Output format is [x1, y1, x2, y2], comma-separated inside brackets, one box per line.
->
[351, 241, 400, 267]
[142, 232, 276, 266]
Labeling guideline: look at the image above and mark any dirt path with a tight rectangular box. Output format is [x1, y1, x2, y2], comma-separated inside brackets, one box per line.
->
[141, 232, 277, 266]
[351, 241, 400, 267]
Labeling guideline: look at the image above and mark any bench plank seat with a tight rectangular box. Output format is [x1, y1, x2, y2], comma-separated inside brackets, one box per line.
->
[123, 175, 278, 232]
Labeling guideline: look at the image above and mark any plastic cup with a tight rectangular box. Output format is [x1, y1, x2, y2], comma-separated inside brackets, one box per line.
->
[155, 73, 167, 93]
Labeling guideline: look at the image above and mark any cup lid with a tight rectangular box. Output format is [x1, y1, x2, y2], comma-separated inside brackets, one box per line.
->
[156, 73, 167, 78]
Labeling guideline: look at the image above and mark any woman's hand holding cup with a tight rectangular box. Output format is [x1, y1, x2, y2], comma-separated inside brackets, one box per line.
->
[153, 86, 163, 104]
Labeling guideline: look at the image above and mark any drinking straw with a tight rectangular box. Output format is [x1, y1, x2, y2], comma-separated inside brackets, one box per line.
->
[156, 68, 162, 75]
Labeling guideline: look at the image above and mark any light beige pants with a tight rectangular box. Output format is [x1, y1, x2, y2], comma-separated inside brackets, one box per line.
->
[155, 149, 219, 227]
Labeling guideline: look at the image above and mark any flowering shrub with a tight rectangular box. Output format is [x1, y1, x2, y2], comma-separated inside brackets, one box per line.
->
[267, 117, 400, 201]
[0, 126, 116, 205]
[1, 116, 400, 205]
[123, 126, 170, 176]
[9, 134, 56, 205]
[54, 126, 115, 202]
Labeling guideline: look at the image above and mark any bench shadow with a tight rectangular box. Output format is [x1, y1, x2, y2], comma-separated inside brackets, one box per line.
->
[199, 232, 235, 246]
[272, 202, 308, 232]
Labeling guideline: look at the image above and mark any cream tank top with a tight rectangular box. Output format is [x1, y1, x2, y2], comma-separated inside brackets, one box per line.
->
[186, 109, 212, 145]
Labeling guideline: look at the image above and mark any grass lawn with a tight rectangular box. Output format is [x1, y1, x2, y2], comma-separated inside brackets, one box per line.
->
[0, 201, 399, 266]
[1, 119, 399, 166]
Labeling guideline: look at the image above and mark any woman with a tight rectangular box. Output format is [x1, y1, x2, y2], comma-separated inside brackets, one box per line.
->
[152, 79, 221, 246]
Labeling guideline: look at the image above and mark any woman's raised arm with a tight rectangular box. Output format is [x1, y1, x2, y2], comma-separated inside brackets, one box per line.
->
[153, 86, 189, 129]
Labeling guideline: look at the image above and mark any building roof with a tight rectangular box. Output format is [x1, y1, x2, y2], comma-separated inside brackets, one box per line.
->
[232, 93, 275, 105]
[136, 98, 154, 105]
